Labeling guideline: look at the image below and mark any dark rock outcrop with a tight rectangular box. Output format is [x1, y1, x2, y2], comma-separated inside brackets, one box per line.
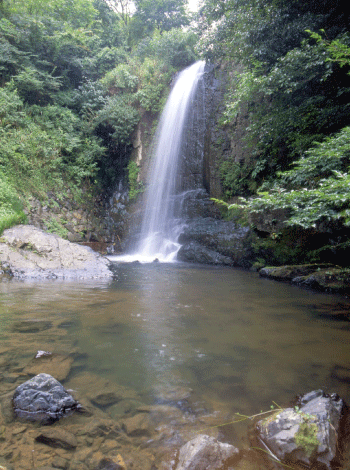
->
[256, 390, 348, 470]
[13, 373, 79, 424]
[177, 241, 233, 265]
[177, 217, 254, 267]
[175, 434, 240, 470]
[0, 225, 113, 279]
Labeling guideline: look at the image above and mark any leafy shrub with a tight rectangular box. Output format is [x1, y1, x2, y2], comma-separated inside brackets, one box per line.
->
[94, 94, 140, 143]
[134, 57, 172, 113]
[101, 63, 139, 92]
[219, 160, 253, 198]
[135, 28, 198, 68]
[127, 161, 144, 200]
[0, 173, 26, 234]
[233, 126, 350, 230]
[0, 86, 104, 195]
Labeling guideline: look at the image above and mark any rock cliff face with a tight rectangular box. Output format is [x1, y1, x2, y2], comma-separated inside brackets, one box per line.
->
[171, 64, 257, 267]
[202, 63, 253, 199]
[23, 185, 129, 253]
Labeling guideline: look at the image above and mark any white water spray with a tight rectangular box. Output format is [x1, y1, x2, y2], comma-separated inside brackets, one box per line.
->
[111, 60, 205, 263]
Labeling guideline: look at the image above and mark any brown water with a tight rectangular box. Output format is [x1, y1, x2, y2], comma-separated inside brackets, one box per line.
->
[1, 262, 350, 469]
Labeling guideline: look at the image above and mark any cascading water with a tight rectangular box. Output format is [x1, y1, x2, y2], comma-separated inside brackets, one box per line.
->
[112, 60, 205, 263]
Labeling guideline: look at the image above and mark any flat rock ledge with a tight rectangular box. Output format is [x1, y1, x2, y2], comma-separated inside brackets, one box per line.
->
[0, 225, 113, 279]
[13, 373, 80, 425]
[259, 264, 350, 295]
[256, 390, 348, 470]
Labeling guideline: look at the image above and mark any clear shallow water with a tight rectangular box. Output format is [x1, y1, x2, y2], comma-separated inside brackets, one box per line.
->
[1, 263, 350, 468]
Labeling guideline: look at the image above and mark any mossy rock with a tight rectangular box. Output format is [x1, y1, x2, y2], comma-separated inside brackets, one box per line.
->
[259, 264, 332, 281]
[293, 267, 350, 295]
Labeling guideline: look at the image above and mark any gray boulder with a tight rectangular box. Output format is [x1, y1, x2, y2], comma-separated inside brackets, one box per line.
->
[177, 217, 254, 267]
[13, 373, 79, 424]
[0, 225, 112, 279]
[176, 434, 240, 470]
[256, 390, 347, 470]
[177, 241, 233, 265]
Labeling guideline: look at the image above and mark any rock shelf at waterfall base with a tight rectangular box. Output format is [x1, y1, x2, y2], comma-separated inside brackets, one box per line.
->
[0, 225, 113, 280]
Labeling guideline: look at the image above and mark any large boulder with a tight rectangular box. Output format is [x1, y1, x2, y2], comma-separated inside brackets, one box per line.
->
[175, 434, 240, 470]
[256, 390, 348, 470]
[177, 217, 254, 267]
[0, 225, 113, 279]
[13, 373, 79, 424]
[177, 241, 233, 265]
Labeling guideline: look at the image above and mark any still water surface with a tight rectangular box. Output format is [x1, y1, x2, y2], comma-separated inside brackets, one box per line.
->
[1, 263, 350, 467]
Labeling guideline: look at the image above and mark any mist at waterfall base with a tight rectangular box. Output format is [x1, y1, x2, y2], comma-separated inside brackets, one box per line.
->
[109, 60, 205, 264]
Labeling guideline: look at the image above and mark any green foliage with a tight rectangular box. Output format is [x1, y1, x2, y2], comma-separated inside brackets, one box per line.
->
[101, 63, 139, 92]
[295, 421, 319, 457]
[307, 30, 350, 70]
[3, 0, 98, 27]
[0, 0, 199, 233]
[127, 161, 144, 200]
[134, 57, 172, 113]
[199, 0, 350, 203]
[133, 0, 189, 36]
[250, 228, 316, 266]
[94, 94, 140, 142]
[232, 127, 350, 231]
[10, 67, 63, 105]
[0, 86, 104, 196]
[0, 173, 26, 234]
[135, 28, 198, 68]
[219, 160, 255, 198]
[221, 37, 347, 172]
[45, 217, 69, 239]
[72, 79, 108, 118]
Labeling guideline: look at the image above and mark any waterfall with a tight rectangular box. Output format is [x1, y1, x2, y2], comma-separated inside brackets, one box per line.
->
[111, 60, 205, 263]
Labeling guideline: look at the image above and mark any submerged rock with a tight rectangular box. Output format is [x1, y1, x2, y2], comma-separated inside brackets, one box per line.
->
[0, 225, 113, 279]
[256, 390, 348, 470]
[95, 457, 125, 470]
[13, 373, 79, 424]
[35, 428, 77, 450]
[175, 434, 240, 470]
[23, 352, 74, 382]
[122, 413, 151, 436]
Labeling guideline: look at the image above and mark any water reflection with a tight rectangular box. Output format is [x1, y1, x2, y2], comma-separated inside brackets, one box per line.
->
[1, 263, 350, 466]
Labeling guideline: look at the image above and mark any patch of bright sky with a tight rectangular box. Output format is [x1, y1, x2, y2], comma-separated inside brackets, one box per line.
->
[187, 0, 200, 12]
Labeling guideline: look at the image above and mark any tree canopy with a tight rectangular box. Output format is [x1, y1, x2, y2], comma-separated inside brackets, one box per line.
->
[0, 0, 196, 233]
[198, 0, 350, 242]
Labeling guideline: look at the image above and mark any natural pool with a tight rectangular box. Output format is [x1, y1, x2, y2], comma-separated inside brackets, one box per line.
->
[1, 262, 350, 469]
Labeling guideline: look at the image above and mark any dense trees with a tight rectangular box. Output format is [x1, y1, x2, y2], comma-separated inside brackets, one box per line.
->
[0, 0, 196, 233]
[199, 0, 350, 248]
